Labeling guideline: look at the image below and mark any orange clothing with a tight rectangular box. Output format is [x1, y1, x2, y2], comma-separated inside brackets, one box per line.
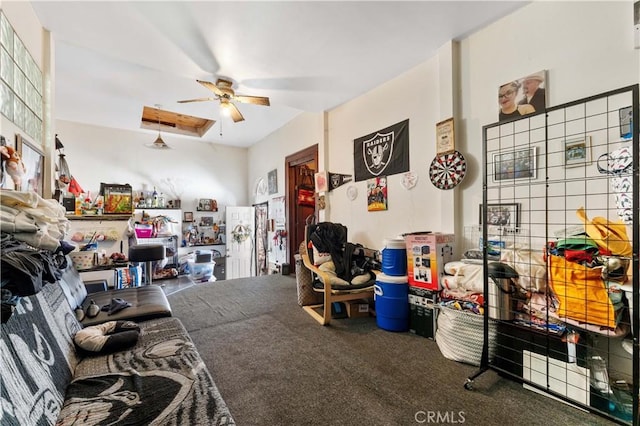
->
[548, 255, 616, 329]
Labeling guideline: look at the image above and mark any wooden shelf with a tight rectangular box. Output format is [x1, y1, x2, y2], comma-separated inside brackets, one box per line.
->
[67, 214, 131, 221]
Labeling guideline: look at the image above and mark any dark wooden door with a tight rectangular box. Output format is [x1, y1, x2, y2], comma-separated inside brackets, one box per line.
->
[285, 145, 318, 267]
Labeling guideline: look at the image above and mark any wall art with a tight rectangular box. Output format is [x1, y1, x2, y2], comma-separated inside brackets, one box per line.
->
[492, 147, 537, 182]
[564, 136, 592, 168]
[16, 134, 43, 196]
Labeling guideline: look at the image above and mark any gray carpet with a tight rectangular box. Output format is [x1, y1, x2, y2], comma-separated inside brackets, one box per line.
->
[168, 274, 616, 426]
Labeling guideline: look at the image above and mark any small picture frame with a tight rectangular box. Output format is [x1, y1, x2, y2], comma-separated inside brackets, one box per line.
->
[183, 211, 193, 222]
[564, 136, 592, 168]
[197, 198, 212, 211]
[492, 147, 537, 182]
[16, 134, 44, 196]
[436, 117, 455, 154]
[619, 106, 632, 139]
[268, 169, 278, 194]
[479, 203, 520, 227]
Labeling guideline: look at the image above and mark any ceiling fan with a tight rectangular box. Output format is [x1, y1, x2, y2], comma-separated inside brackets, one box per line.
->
[178, 78, 270, 123]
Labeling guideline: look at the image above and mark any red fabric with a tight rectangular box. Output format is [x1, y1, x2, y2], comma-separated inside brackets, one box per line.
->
[297, 188, 315, 207]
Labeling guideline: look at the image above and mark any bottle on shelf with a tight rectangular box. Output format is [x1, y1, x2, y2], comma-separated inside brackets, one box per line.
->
[159, 192, 166, 208]
[74, 194, 82, 216]
[145, 191, 153, 208]
[152, 187, 158, 208]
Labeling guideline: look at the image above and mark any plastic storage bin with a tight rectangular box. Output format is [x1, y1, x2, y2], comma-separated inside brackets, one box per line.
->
[188, 259, 216, 283]
[134, 224, 153, 238]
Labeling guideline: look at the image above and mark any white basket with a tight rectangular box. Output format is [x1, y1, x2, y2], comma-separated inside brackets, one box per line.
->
[435, 305, 497, 367]
[69, 251, 96, 271]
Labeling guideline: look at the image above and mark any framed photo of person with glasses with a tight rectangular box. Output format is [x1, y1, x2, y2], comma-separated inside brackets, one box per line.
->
[498, 70, 546, 123]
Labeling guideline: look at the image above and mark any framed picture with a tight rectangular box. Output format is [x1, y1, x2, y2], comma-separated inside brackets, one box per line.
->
[492, 147, 537, 182]
[479, 203, 520, 227]
[197, 198, 213, 211]
[436, 117, 455, 154]
[498, 70, 546, 122]
[367, 176, 388, 212]
[100, 183, 133, 214]
[564, 136, 592, 168]
[619, 106, 632, 138]
[314, 172, 328, 192]
[268, 169, 277, 194]
[16, 134, 43, 195]
[183, 211, 193, 222]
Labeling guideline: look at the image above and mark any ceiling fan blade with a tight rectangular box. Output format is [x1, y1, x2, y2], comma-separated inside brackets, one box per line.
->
[177, 97, 216, 103]
[197, 79, 224, 96]
[228, 102, 245, 123]
[234, 95, 270, 106]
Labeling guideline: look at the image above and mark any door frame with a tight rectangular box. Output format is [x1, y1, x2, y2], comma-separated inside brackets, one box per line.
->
[285, 144, 318, 267]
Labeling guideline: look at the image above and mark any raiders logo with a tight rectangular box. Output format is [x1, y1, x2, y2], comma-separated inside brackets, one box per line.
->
[363, 131, 394, 176]
[330, 174, 341, 189]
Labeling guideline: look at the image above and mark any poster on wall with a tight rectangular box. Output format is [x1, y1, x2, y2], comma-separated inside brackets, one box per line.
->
[367, 176, 387, 212]
[498, 70, 546, 122]
[354, 119, 409, 181]
[268, 169, 278, 195]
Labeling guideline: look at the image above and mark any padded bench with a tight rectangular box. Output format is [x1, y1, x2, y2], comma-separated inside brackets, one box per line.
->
[58, 256, 172, 326]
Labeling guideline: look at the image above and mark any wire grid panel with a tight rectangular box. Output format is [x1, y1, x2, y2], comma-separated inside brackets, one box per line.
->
[480, 85, 638, 424]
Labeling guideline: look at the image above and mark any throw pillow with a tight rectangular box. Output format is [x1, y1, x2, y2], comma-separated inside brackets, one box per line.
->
[74, 320, 140, 354]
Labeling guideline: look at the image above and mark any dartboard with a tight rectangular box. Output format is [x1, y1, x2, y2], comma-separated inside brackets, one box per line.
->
[429, 150, 467, 190]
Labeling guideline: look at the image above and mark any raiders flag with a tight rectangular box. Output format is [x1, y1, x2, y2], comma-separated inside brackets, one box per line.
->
[354, 119, 409, 181]
[328, 173, 352, 191]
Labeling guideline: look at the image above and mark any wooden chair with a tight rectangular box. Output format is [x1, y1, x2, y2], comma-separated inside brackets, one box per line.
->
[300, 240, 375, 326]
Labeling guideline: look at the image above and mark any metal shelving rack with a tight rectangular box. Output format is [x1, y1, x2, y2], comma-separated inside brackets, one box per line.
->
[466, 85, 639, 425]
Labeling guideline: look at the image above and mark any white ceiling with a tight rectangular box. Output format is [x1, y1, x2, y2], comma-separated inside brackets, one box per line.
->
[31, 1, 525, 148]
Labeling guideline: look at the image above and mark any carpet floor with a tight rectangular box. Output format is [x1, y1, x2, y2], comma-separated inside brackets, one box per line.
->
[167, 274, 617, 426]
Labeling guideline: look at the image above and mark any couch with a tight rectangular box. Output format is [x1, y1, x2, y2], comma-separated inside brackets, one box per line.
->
[1, 258, 235, 425]
[57, 258, 172, 326]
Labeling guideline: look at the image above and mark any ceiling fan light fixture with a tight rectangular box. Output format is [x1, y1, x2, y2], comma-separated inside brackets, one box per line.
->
[221, 101, 232, 117]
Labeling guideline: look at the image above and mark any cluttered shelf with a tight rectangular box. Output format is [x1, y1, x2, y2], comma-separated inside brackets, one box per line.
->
[67, 214, 131, 221]
[76, 263, 129, 273]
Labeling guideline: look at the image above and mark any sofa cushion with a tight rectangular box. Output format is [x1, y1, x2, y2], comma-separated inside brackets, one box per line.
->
[61, 317, 235, 425]
[58, 259, 88, 310]
[73, 320, 140, 354]
[80, 286, 172, 326]
[1, 284, 82, 425]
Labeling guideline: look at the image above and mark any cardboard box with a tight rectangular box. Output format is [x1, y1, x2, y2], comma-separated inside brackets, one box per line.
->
[405, 232, 455, 290]
[408, 286, 439, 339]
[346, 299, 371, 318]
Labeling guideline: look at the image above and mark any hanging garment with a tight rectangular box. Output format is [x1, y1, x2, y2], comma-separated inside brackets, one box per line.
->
[548, 254, 616, 329]
[596, 145, 633, 224]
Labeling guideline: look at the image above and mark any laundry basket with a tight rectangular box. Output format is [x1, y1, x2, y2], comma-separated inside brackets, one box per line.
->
[435, 305, 497, 367]
[295, 244, 322, 306]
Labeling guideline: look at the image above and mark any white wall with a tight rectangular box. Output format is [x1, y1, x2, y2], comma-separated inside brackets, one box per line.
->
[247, 111, 323, 205]
[247, 1, 639, 253]
[7, 1, 639, 252]
[326, 57, 443, 249]
[458, 1, 640, 228]
[1, 2, 52, 192]
[55, 120, 249, 213]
